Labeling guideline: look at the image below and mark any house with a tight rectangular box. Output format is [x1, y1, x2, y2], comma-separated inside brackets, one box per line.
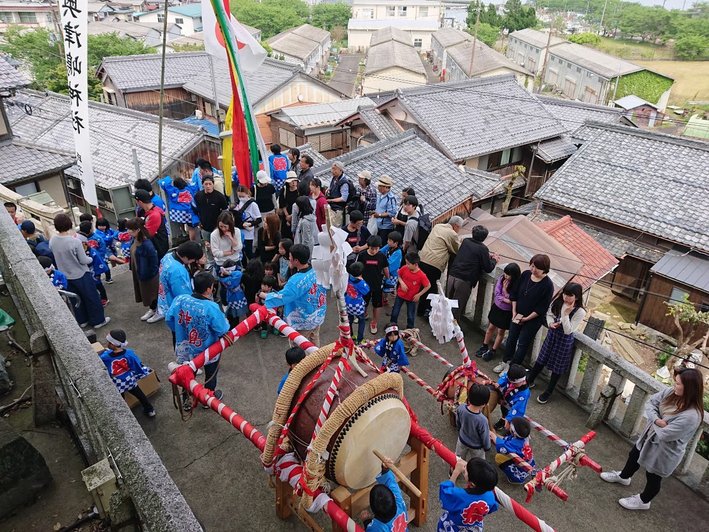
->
[614, 95, 662, 128]
[87, 20, 183, 51]
[351, 0, 441, 21]
[683, 114, 709, 141]
[268, 24, 331, 75]
[347, 18, 441, 52]
[133, 4, 203, 36]
[445, 39, 533, 88]
[538, 95, 633, 138]
[430, 27, 472, 77]
[637, 252, 709, 337]
[0, 58, 74, 208]
[6, 89, 215, 224]
[364, 75, 567, 180]
[535, 122, 709, 301]
[174, 23, 262, 46]
[313, 130, 495, 222]
[362, 27, 427, 94]
[268, 98, 374, 158]
[506, 28, 565, 76]
[338, 104, 404, 147]
[0, 1, 61, 35]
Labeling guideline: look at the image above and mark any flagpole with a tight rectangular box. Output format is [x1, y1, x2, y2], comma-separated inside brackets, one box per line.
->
[157, 0, 170, 177]
[208, 55, 223, 132]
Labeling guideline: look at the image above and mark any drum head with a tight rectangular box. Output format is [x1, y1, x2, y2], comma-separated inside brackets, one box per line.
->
[328, 394, 411, 489]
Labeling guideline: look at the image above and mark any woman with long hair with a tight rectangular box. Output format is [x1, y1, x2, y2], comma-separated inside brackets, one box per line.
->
[231, 185, 261, 266]
[494, 254, 554, 374]
[527, 282, 586, 404]
[478, 262, 522, 361]
[126, 217, 159, 322]
[293, 195, 318, 253]
[601, 368, 704, 510]
[210, 210, 242, 269]
[258, 212, 282, 264]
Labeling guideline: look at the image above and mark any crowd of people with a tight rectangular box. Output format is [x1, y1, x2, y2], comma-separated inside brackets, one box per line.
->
[8, 147, 705, 530]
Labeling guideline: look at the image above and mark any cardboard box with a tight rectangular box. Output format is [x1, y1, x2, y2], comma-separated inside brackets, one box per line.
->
[92, 342, 161, 409]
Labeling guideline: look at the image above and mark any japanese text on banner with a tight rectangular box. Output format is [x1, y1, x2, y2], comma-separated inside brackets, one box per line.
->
[59, 0, 97, 206]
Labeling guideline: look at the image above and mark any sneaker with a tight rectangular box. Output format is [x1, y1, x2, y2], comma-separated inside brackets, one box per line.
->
[182, 395, 192, 412]
[140, 309, 156, 321]
[493, 362, 509, 374]
[493, 418, 506, 431]
[146, 311, 164, 323]
[528, 381, 537, 389]
[94, 317, 111, 329]
[353, 317, 359, 324]
[101, 299, 109, 307]
[475, 344, 489, 357]
[618, 494, 650, 511]
[79, 322, 89, 328]
[481, 349, 495, 362]
[370, 322, 378, 335]
[105, 279, 114, 285]
[203, 389, 223, 409]
[260, 329, 269, 339]
[600, 471, 631, 486]
[537, 392, 551, 404]
[144, 409, 156, 418]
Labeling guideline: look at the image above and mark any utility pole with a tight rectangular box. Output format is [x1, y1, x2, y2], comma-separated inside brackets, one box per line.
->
[599, 0, 610, 35]
[468, 2, 481, 78]
[537, 17, 554, 94]
[157, 0, 170, 177]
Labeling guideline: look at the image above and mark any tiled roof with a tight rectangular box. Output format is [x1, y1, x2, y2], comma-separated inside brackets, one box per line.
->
[508, 28, 565, 49]
[431, 27, 472, 49]
[537, 215, 619, 290]
[312, 130, 482, 219]
[549, 42, 643, 79]
[465, 167, 525, 200]
[87, 20, 181, 38]
[392, 75, 566, 161]
[7, 90, 204, 190]
[538, 95, 630, 136]
[536, 136, 578, 163]
[0, 56, 29, 91]
[614, 95, 658, 110]
[290, 24, 331, 45]
[268, 29, 320, 61]
[357, 106, 401, 140]
[365, 39, 426, 76]
[651, 252, 709, 293]
[296, 143, 328, 168]
[535, 123, 709, 252]
[272, 98, 374, 129]
[370, 26, 412, 47]
[0, 140, 74, 185]
[447, 40, 531, 78]
[99, 52, 209, 91]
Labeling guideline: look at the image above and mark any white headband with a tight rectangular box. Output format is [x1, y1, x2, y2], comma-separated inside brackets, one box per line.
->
[106, 333, 128, 348]
[385, 325, 399, 335]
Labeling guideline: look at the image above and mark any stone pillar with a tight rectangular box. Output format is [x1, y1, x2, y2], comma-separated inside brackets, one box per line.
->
[29, 331, 56, 426]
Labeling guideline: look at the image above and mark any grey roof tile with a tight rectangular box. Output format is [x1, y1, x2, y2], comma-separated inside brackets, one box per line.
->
[365, 40, 426, 76]
[535, 123, 709, 252]
[0, 140, 74, 184]
[370, 26, 413, 47]
[296, 143, 328, 167]
[394, 75, 566, 161]
[0, 56, 30, 91]
[651, 252, 709, 293]
[447, 40, 531, 78]
[538, 95, 630, 136]
[99, 51, 209, 91]
[358, 106, 401, 140]
[268, 24, 328, 61]
[7, 90, 204, 190]
[549, 42, 643, 79]
[431, 27, 472, 49]
[312, 130, 488, 219]
[273, 98, 374, 129]
[508, 28, 566, 49]
[536, 136, 578, 163]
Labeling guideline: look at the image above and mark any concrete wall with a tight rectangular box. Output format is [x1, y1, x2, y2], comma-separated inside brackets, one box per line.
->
[545, 52, 610, 104]
[348, 29, 434, 52]
[0, 210, 201, 531]
[506, 36, 544, 75]
[363, 67, 426, 93]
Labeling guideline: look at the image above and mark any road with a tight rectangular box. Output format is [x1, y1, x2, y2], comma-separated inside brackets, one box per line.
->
[328, 53, 362, 97]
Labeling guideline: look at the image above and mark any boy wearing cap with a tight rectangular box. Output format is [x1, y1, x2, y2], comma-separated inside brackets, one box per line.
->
[98, 329, 156, 418]
[373, 176, 398, 242]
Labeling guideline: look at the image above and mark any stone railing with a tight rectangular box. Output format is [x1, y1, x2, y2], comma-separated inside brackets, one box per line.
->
[0, 184, 66, 238]
[0, 210, 202, 530]
[464, 268, 709, 498]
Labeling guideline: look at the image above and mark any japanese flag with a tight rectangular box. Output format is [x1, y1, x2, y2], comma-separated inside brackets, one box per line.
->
[201, 0, 266, 73]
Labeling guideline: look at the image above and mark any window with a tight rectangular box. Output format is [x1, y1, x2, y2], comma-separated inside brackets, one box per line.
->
[13, 182, 39, 197]
[563, 77, 577, 98]
[18, 12, 37, 23]
[175, 17, 184, 24]
[157, 14, 165, 22]
[279, 128, 296, 148]
[399, 6, 407, 16]
[547, 68, 558, 85]
[387, 6, 395, 16]
[486, 147, 523, 170]
[669, 287, 689, 304]
[362, 8, 374, 19]
[566, 61, 571, 68]
[419, 6, 428, 17]
[576, 66, 581, 73]
[413, 38, 422, 48]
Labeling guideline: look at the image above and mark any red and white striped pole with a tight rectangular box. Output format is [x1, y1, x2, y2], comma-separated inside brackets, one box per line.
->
[453, 322, 472, 368]
[528, 432, 597, 498]
[265, 310, 319, 354]
[401, 367, 448, 401]
[525, 417, 602, 473]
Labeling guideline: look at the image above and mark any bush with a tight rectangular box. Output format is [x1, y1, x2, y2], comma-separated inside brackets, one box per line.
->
[569, 32, 601, 46]
[675, 35, 709, 60]
[656, 348, 673, 368]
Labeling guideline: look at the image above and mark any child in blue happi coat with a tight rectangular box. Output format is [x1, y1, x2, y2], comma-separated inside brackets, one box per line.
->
[117, 218, 133, 261]
[438, 457, 498, 532]
[38, 256, 67, 290]
[492, 417, 535, 484]
[493, 363, 530, 432]
[374, 323, 409, 373]
[98, 329, 155, 418]
[159, 175, 200, 241]
[380, 231, 402, 304]
[362, 456, 408, 531]
[277, 346, 306, 395]
[78, 221, 110, 306]
[95, 218, 122, 267]
[345, 261, 370, 343]
[218, 259, 247, 328]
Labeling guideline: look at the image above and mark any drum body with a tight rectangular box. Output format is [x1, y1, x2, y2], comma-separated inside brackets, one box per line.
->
[289, 363, 411, 489]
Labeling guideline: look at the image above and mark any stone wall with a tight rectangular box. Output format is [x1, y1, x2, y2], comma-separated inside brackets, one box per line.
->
[0, 209, 202, 531]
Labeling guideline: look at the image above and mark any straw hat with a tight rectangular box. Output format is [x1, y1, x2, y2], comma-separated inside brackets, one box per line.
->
[357, 170, 372, 181]
[376, 175, 393, 188]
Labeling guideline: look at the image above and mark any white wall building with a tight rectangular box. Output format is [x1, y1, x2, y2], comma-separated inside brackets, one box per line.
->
[134, 4, 203, 36]
[0, 2, 60, 35]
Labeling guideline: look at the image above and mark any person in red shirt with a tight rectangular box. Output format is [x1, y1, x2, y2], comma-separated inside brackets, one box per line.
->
[392, 251, 430, 329]
[134, 190, 169, 260]
[309, 178, 328, 231]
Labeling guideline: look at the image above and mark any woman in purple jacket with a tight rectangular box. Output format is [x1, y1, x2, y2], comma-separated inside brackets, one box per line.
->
[477, 263, 521, 361]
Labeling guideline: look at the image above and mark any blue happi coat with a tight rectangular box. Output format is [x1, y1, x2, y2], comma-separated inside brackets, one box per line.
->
[374, 338, 409, 373]
[438, 481, 498, 532]
[366, 470, 409, 531]
[159, 175, 200, 225]
[497, 373, 531, 422]
[268, 153, 289, 194]
[264, 266, 326, 331]
[219, 270, 247, 317]
[99, 348, 150, 394]
[49, 269, 68, 290]
[95, 227, 119, 257]
[158, 252, 193, 315]
[165, 294, 230, 364]
[345, 276, 370, 317]
[381, 245, 402, 293]
[495, 434, 535, 484]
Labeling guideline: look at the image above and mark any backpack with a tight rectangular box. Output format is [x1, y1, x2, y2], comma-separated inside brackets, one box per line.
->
[344, 177, 362, 213]
[232, 199, 256, 229]
[411, 204, 432, 251]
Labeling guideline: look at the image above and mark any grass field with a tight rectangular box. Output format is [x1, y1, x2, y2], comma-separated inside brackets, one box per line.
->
[635, 60, 709, 104]
[595, 37, 675, 61]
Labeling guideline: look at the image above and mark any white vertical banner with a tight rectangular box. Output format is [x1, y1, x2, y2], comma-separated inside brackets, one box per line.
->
[59, 0, 97, 206]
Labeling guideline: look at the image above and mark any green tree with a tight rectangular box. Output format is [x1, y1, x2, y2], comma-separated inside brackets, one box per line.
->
[311, 2, 351, 31]
[471, 22, 501, 47]
[568, 32, 602, 45]
[467, 2, 502, 28]
[172, 42, 206, 52]
[86, 33, 154, 66]
[675, 34, 709, 60]
[503, 0, 538, 32]
[231, 0, 309, 39]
